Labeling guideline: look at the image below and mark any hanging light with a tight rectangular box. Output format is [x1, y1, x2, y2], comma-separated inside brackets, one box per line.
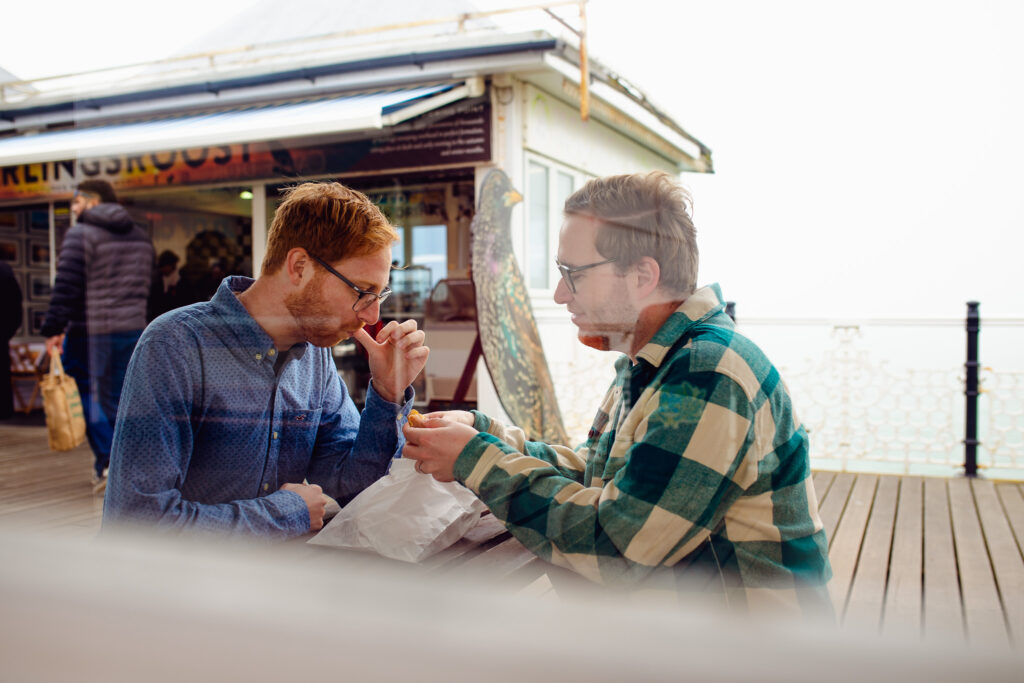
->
[239, 190, 254, 200]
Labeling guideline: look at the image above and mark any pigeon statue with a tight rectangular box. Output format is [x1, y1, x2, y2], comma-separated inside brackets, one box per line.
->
[470, 169, 571, 445]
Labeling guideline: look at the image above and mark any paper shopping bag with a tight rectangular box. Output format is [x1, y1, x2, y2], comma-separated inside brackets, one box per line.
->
[308, 459, 487, 563]
[41, 349, 87, 452]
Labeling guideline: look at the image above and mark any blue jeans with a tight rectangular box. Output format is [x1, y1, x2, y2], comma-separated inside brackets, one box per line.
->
[63, 330, 142, 477]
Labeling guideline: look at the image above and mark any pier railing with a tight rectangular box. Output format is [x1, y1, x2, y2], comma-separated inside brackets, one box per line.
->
[735, 304, 1024, 480]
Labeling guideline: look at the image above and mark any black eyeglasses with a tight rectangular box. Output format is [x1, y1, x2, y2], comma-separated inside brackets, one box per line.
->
[555, 257, 618, 293]
[309, 254, 392, 311]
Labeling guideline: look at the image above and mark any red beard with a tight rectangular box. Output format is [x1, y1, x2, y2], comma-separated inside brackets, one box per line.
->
[578, 334, 610, 351]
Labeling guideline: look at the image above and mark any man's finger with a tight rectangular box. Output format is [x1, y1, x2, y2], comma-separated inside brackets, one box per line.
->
[393, 330, 426, 350]
[394, 318, 419, 336]
[401, 423, 426, 444]
[375, 320, 400, 344]
[380, 318, 419, 343]
[351, 326, 378, 350]
[403, 346, 430, 362]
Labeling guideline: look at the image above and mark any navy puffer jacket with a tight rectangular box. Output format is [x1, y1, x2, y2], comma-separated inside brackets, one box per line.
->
[41, 203, 155, 337]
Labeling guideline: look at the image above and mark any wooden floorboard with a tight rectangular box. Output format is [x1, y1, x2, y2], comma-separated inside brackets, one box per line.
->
[998, 483, 1024, 556]
[828, 473, 877, 616]
[812, 470, 836, 503]
[0, 424, 101, 535]
[883, 476, 923, 638]
[923, 478, 964, 640]
[948, 477, 1008, 646]
[845, 475, 898, 631]
[3, 421, 1024, 647]
[819, 471, 855, 546]
[973, 479, 1024, 646]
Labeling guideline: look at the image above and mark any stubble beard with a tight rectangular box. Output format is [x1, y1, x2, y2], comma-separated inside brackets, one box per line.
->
[574, 302, 637, 354]
[577, 327, 633, 353]
[284, 275, 351, 348]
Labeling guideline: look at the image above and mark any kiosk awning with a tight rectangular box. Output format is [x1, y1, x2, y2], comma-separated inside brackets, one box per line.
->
[0, 83, 470, 167]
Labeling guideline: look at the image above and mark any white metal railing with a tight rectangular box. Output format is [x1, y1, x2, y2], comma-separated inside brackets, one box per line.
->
[981, 367, 1024, 475]
[750, 317, 1024, 480]
[547, 315, 1024, 481]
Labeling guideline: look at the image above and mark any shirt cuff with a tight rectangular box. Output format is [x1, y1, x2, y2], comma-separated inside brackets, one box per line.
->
[470, 409, 491, 433]
[264, 489, 316, 536]
[453, 431, 508, 493]
[366, 380, 414, 411]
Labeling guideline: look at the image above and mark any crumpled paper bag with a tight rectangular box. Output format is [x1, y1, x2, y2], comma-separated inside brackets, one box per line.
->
[307, 458, 487, 563]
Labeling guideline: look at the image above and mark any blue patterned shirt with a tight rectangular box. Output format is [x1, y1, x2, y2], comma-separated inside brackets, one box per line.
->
[103, 276, 410, 538]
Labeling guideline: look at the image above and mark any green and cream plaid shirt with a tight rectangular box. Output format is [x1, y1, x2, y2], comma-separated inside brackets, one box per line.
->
[455, 284, 833, 616]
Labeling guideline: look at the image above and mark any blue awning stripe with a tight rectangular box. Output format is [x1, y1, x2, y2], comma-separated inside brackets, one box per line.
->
[0, 84, 456, 166]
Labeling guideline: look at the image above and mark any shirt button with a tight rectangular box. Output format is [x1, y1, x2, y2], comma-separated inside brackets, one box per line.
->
[262, 483, 269, 492]
[268, 349, 276, 357]
[255, 353, 263, 360]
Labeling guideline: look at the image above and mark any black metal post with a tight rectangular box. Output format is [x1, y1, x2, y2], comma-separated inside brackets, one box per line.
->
[964, 301, 980, 477]
[725, 301, 736, 322]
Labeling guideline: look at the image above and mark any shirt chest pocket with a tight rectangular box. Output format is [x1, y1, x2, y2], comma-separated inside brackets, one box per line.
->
[277, 408, 322, 459]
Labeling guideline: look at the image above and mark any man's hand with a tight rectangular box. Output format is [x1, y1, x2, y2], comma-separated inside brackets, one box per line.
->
[402, 417, 479, 482]
[280, 482, 326, 531]
[354, 320, 429, 403]
[45, 334, 64, 356]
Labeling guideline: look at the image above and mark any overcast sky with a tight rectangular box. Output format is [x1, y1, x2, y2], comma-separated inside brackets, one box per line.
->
[2, 0, 1021, 320]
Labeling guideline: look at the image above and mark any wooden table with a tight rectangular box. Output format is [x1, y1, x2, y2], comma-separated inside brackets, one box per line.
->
[296, 511, 560, 597]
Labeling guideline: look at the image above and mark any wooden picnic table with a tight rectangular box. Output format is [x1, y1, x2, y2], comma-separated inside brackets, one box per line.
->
[294, 510, 560, 596]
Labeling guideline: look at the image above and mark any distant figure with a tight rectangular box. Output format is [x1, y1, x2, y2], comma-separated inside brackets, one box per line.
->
[148, 249, 188, 320]
[41, 180, 155, 492]
[404, 172, 833, 619]
[178, 231, 242, 302]
[0, 261, 23, 419]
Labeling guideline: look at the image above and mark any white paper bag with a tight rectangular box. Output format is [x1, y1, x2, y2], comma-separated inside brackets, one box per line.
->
[307, 459, 487, 563]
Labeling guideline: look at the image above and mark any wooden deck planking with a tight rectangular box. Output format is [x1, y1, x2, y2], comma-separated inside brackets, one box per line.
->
[922, 478, 964, 640]
[812, 470, 836, 503]
[973, 479, 1024, 645]
[883, 476, 923, 637]
[0, 492, 103, 530]
[987, 479, 1024, 643]
[844, 475, 899, 631]
[998, 483, 1024, 556]
[948, 477, 1008, 646]
[0, 432, 101, 533]
[818, 471, 855, 545]
[827, 473, 877, 616]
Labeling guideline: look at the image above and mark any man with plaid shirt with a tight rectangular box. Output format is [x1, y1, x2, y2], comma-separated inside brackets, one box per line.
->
[403, 172, 832, 617]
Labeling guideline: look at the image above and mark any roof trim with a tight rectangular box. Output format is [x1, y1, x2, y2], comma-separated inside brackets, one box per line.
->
[0, 39, 558, 123]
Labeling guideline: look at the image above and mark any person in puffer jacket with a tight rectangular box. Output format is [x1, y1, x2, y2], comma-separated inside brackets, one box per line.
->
[41, 180, 155, 493]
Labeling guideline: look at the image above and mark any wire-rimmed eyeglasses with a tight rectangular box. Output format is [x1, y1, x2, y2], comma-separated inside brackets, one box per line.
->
[555, 257, 618, 293]
[309, 254, 392, 311]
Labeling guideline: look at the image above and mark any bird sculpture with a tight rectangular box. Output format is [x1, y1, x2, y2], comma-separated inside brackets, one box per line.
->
[470, 169, 571, 445]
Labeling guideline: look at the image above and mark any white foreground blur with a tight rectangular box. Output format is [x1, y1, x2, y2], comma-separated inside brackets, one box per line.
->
[0, 524, 1021, 682]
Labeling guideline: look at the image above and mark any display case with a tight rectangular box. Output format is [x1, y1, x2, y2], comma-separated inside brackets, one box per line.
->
[423, 278, 478, 406]
[381, 265, 432, 319]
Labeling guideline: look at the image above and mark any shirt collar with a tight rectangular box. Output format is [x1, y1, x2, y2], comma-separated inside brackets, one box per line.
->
[634, 283, 729, 368]
[213, 276, 308, 364]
